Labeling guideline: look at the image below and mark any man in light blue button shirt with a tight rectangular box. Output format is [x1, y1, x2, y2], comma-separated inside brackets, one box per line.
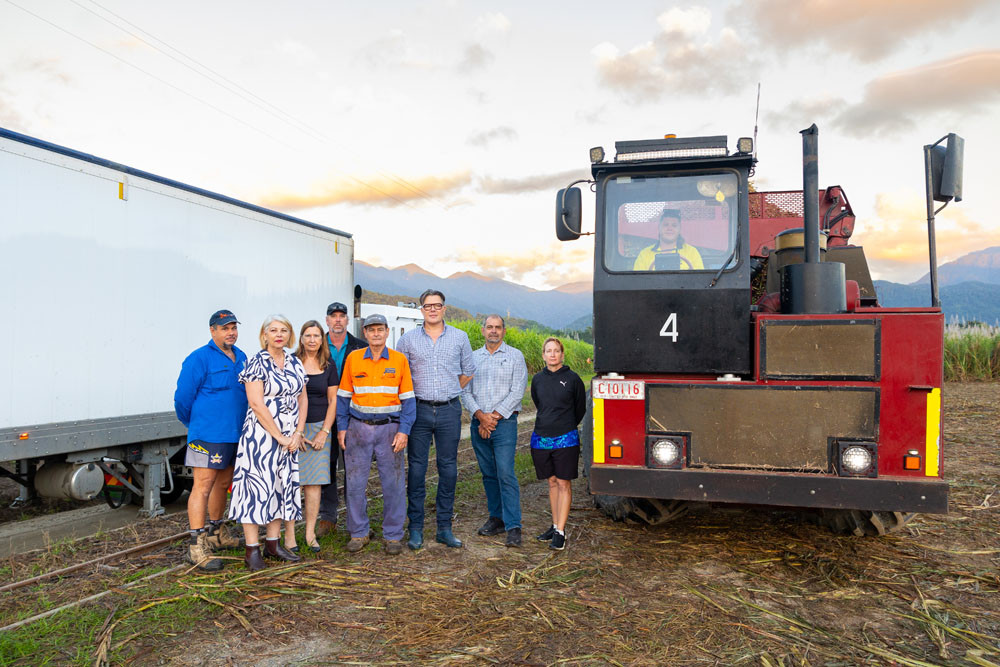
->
[462, 315, 528, 547]
[396, 289, 475, 550]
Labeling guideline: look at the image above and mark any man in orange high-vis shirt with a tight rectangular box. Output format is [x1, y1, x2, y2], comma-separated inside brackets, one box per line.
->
[336, 314, 416, 555]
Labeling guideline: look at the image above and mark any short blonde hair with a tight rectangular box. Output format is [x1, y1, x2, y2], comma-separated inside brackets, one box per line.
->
[542, 337, 564, 353]
[259, 314, 295, 350]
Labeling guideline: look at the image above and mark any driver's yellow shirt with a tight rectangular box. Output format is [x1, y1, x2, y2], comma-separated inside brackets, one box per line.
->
[633, 243, 704, 271]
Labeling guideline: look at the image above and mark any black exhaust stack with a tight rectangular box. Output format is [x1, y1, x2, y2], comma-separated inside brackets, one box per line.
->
[780, 124, 846, 314]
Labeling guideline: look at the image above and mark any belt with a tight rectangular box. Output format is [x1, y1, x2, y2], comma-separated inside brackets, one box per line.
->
[354, 416, 399, 426]
[416, 397, 459, 407]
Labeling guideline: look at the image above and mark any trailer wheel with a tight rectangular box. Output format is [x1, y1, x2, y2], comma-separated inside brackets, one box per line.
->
[817, 509, 915, 536]
[581, 392, 689, 525]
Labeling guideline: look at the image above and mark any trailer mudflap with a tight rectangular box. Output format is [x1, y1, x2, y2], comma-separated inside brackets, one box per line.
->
[590, 466, 948, 514]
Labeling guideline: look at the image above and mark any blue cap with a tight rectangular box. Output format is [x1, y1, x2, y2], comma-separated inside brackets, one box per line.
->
[209, 310, 239, 327]
[363, 313, 387, 328]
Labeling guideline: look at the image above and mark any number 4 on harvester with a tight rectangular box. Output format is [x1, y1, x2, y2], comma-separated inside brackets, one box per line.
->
[659, 313, 678, 342]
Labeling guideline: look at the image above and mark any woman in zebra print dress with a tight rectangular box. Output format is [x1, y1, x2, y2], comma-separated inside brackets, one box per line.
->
[230, 315, 308, 570]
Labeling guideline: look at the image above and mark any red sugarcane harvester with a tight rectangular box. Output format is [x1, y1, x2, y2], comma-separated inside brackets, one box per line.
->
[556, 125, 964, 535]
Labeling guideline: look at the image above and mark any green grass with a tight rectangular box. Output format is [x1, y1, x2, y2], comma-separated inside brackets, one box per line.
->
[451, 320, 593, 376]
[944, 324, 1000, 381]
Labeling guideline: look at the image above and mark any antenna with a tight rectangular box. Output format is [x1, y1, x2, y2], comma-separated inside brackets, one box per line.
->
[753, 82, 761, 160]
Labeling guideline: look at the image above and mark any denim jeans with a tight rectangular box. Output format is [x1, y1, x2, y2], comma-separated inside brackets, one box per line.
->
[407, 398, 461, 531]
[470, 414, 520, 530]
[344, 420, 406, 541]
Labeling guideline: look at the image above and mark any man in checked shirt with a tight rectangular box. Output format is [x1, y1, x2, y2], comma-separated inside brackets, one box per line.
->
[462, 315, 528, 547]
[396, 289, 475, 550]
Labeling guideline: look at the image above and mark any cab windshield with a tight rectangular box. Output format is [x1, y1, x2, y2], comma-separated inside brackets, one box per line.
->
[603, 172, 738, 273]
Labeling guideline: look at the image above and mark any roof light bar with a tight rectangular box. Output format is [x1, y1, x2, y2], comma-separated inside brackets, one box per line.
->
[614, 135, 729, 162]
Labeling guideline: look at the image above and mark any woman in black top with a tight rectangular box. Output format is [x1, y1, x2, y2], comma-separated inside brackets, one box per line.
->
[530, 337, 586, 550]
[295, 320, 339, 552]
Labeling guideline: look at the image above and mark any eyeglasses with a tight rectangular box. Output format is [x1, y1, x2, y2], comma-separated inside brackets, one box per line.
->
[421, 303, 444, 311]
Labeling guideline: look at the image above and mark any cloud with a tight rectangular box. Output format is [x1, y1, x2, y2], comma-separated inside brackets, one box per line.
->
[764, 51, 1000, 137]
[444, 243, 592, 287]
[259, 171, 473, 210]
[478, 168, 590, 195]
[592, 6, 758, 101]
[733, 0, 991, 62]
[474, 12, 511, 38]
[853, 191, 1000, 282]
[467, 125, 517, 147]
[357, 30, 433, 70]
[833, 51, 1000, 137]
[458, 43, 494, 72]
[273, 40, 318, 66]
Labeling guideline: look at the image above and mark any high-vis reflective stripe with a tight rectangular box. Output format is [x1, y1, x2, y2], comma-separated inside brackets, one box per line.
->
[337, 388, 353, 398]
[399, 391, 415, 399]
[925, 387, 941, 477]
[592, 397, 605, 464]
[353, 385, 400, 395]
[351, 402, 402, 414]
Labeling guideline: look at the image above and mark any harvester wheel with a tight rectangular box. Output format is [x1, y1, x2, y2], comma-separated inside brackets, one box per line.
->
[817, 509, 915, 536]
[581, 392, 689, 525]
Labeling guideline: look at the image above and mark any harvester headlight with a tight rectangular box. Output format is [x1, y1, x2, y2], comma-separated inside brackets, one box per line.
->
[837, 442, 877, 477]
[737, 137, 753, 154]
[651, 439, 680, 466]
[590, 146, 605, 163]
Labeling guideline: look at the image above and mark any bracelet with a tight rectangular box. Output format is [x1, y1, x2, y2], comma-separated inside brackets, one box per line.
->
[319, 428, 329, 434]
[295, 431, 305, 437]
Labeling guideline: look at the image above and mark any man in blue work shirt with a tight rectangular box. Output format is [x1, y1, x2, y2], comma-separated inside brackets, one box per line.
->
[396, 289, 475, 550]
[174, 309, 248, 571]
[316, 301, 367, 538]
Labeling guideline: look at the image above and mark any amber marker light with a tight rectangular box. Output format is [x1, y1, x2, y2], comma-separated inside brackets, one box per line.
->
[903, 450, 922, 471]
[609, 440, 623, 458]
[18, 432, 29, 440]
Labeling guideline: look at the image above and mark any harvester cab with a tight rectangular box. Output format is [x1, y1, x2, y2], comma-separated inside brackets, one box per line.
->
[557, 134, 754, 375]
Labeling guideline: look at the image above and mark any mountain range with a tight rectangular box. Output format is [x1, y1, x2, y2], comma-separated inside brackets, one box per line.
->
[356, 246, 1000, 329]
[355, 261, 591, 329]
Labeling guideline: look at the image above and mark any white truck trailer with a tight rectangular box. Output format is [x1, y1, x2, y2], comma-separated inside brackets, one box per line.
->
[0, 127, 354, 517]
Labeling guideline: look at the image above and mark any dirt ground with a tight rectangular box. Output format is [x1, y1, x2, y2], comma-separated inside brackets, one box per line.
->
[3, 382, 998, 666]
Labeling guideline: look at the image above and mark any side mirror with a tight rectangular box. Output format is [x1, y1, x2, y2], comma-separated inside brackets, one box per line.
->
[927, 133, 964, 203]
[555, 187, 582, 241]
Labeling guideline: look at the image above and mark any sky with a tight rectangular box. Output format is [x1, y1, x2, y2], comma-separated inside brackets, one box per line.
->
[1, 0, 998, 290]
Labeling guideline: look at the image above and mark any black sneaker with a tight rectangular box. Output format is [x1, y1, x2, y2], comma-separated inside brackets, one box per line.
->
[536, 526, 556, 542]
[505, 528, 522, 547]
[549, 531, 566, 551]
[477, 516, 505, 536]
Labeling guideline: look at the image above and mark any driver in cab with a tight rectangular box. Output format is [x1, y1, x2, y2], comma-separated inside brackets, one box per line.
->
[633, 209, 704, 271]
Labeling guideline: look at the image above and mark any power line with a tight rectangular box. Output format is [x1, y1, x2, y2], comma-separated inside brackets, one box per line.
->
[3, 0, 422, 209]
[74, 0, 443, 206]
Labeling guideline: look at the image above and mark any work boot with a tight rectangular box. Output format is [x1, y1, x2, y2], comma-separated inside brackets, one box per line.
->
[435, 529, 463, 548]
[187, 532, 224, 571]
[477, 516, 505, 536]
[407, 528, 423, 551]
[346, 535, 370, 553]
[263, 538, 301, 562]
[505, 527, 522, 548]
[205, 521, 242, 550]
[316, 519, 335, 538]
[384, 540, 403, 555]
[244, 545, 266, 572]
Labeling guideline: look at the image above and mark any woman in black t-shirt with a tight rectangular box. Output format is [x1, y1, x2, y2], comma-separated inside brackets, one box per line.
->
[530, 337, 586, 551]
[296, 320, 339, 552]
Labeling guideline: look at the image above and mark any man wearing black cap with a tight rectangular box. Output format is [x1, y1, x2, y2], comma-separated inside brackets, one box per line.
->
[316, 301, 366, 537]
[174, 310, 249, 570]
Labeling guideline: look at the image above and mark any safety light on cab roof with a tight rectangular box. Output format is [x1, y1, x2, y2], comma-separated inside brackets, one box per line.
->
[589, 146, 605, 163]
[736, 137, 753, 154]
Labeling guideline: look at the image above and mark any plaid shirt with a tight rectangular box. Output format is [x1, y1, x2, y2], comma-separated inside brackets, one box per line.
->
[395, 324, 475, 402]
[461, 342, 528, 419]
